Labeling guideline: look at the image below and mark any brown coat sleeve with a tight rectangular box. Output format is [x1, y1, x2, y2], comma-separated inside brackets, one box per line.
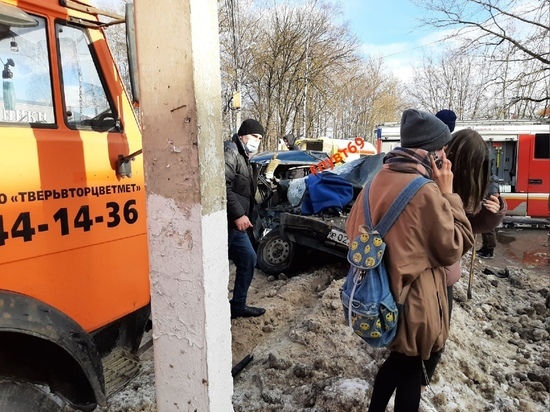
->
[468, 197, 508, 234]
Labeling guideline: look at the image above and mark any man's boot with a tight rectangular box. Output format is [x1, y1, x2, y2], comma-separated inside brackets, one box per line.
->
[476, 246, 494, 259]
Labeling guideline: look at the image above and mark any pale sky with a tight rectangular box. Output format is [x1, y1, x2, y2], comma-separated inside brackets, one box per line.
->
[95, 0, 449, 82]
[340, 0, 449, 82]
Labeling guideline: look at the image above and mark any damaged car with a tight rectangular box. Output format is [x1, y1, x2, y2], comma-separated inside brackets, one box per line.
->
[251, 151, 384, 275]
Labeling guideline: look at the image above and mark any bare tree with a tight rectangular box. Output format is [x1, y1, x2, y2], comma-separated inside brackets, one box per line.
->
[327, 59, 403, 143]
[218, 0, 409, 149]
[415, 0, 549, 115]
[406, 50, 494, 119]
[220, 0, 363, 149]
[406, 41, 547, 120]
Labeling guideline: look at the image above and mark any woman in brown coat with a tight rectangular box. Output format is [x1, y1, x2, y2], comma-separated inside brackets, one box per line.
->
[346, 109, 475, 411]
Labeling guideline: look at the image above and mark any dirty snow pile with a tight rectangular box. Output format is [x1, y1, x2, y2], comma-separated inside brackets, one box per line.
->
[230, 253, 549, 412]
[103, 241, 549, 412]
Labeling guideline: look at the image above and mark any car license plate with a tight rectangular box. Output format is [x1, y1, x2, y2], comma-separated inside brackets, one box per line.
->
[327, 229, 349, 246]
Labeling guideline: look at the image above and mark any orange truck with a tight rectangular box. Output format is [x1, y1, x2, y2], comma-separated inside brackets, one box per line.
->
[0, 1, 150, 410]
[375, 121, 550, 219]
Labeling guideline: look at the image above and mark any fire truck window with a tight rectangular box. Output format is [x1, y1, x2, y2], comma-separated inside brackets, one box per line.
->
[57, 24, 113, 130]
[534, 134, 549, 159]
[0, 16, 54, 125]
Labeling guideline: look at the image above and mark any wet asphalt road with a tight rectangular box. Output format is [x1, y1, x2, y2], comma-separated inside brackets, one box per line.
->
[495, 225, 549, 270]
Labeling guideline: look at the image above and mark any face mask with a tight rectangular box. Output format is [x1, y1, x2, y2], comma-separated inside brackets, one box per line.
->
[246, 138, 260, 153]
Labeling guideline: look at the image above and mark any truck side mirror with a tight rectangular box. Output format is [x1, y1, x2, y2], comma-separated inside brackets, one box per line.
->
[125, 3, 140, 104]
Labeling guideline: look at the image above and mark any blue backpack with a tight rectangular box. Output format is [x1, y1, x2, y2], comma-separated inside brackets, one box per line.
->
[341, 176, 429, 347]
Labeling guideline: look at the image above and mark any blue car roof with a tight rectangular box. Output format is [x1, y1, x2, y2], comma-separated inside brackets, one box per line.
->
[250, 150, 329, 165]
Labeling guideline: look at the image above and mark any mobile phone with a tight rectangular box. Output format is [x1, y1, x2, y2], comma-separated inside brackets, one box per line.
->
[430, 151, 443, 169]
[486, 182, 499, 198]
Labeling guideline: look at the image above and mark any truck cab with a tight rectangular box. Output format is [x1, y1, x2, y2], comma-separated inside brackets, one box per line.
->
[0, 1, 150, 410]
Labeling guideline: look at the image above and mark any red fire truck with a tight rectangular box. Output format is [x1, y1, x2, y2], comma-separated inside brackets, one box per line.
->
[375, 120, 550, 219]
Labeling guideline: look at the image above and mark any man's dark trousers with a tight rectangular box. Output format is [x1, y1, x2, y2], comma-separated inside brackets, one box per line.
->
[228, 228, 257, 310]
[482, 228, 497, 249]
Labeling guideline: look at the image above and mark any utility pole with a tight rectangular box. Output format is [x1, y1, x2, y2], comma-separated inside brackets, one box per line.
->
[303, 36, 309, 138]
[134, 1, 233, 411]
[228, 0, 241, 131]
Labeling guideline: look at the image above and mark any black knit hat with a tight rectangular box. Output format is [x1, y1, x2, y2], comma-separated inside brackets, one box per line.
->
[435, 109, 457, 132]
[238, 119, 265, 137]
[400, 109, 452, 152]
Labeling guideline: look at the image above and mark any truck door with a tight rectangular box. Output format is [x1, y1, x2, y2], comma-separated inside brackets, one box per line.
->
[517, 133, 550, 218]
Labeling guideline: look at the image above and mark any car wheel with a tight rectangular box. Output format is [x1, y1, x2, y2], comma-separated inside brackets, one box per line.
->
[0, 379, 65, 412]
[257, 228, 295, 275]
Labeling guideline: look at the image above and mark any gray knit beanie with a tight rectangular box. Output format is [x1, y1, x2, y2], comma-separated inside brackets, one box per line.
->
[400, 109, 451, 151]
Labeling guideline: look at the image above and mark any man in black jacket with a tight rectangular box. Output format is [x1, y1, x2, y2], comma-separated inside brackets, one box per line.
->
[225, 119, 266, 319]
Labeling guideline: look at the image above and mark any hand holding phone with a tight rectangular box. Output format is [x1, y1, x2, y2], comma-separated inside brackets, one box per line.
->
[429, 151, 443, 169]
[483, 195, 501, 213]
[430, 150, 453, 194]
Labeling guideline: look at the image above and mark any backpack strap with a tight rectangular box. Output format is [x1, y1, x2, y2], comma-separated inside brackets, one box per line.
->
[363, 176, 430, 238]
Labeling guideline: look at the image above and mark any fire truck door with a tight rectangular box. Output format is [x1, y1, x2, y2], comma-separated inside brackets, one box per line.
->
[525, 133, 550, 217]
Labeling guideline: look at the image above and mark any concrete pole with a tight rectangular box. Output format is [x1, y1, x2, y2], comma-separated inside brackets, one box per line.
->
[236, 108, 242, 134]
[134, 1, 233, 411]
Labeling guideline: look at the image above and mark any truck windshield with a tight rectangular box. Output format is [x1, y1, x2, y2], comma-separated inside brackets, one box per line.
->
[57, 23, 113, 129]
[0, 15, 54, 125]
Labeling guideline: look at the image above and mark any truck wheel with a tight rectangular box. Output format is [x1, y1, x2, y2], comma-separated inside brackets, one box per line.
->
[0, 380, 64, 412]
[257, 228, 295, 275]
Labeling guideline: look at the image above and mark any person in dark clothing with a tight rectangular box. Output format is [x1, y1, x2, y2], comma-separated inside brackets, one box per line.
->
[225, 119, 266, 319]
[435, 109, 457, 133]
[282, 133, 298, 150]
[478, 229, 497, 258]
[477, 174, 501, 258]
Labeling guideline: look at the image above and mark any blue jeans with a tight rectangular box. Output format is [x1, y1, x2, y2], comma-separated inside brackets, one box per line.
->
[228, 229, 257, 310]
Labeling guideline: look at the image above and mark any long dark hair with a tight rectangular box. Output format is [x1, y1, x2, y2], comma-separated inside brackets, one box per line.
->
[446, 129, 490, 213]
